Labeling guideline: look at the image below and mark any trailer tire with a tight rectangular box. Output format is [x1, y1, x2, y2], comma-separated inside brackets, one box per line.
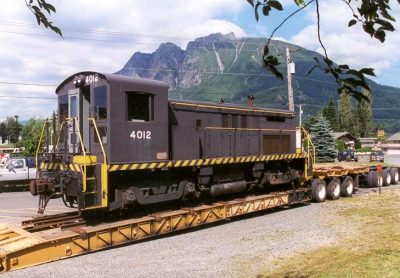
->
[390, 168, 399, 184]
[382, 169, 392, 186]
[367, 171, 383, 188]
[340, 176, 353, 197]
[311, 179, 326, 203]
[327, 178, 341, 200]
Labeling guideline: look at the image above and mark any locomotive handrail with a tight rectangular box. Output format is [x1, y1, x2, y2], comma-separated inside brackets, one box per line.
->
[70, 117, 88, 192]
[35, 120, 50, 169]
[205, 127, 297, 132]
[54, 120, 67, 152]
[89, 117, 107, 165]
[299, 127, 315, 166]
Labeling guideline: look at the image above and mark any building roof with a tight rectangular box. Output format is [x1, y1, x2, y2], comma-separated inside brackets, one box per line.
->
[387, 131, 400, 142]
[332, 132, 356, 141]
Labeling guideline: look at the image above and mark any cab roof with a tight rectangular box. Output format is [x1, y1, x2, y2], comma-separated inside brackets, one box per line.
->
[55, 71, 170, 94]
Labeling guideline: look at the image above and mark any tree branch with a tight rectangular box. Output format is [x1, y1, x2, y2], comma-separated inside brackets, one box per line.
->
[267, 0, 315, 46]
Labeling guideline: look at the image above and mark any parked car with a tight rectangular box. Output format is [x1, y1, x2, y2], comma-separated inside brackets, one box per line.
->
[370, 150, 384, 162]
[0, 157, 38, 186]
[338, 149, 358, 162]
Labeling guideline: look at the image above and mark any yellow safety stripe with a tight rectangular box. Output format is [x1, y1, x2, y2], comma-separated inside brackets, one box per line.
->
[108, 153, 306, 172]
[40, 162, 82, 173]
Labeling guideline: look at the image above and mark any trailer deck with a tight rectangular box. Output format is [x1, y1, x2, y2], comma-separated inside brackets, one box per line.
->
[0, 189, 309, 273]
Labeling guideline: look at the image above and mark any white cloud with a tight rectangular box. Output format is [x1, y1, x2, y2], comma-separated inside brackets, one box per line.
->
[290, 0, 400, 77]
[0, 0, 247, 119]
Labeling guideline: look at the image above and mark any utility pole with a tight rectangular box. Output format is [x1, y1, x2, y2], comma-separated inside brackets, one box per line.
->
[298, 104, 303, 127]
[286, 47, 295, 112]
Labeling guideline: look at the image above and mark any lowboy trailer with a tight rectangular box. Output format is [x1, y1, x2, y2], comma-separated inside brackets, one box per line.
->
[0, 163, 398, 273]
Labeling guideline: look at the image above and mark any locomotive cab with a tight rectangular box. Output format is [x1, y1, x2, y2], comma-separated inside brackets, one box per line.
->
[32, 72, 170, 213]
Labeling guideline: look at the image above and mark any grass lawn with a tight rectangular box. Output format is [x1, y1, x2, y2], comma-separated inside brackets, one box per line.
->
[259, 189, 400, 278]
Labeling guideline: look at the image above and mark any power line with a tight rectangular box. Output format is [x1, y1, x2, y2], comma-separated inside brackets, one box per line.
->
[0, 30, 281, 52]
[0, 20, 278, 47]
[0, 95, 56, 100]
[0, 81, 56, 87]
[292, 76, 400, 94]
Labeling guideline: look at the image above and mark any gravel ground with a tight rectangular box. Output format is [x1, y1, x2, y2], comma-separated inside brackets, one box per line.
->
[5, 186, 395, 278]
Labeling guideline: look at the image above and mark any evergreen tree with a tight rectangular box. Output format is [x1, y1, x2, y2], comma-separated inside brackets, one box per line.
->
[0, 122, 6, 143]
[322, 96, 339, 131]
[310, 114, 337, 163]
[5, 117, 22, 143]
[357, 89, 373, 137]
[338, 93, 359, 137]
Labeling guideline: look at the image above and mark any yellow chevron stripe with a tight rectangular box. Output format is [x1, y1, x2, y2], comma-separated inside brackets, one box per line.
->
[110, 165, 118, 171]
[103, 152, 304, 172]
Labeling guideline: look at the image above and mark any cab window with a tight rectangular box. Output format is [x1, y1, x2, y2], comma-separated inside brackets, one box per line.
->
[94, 85, 107, 120]
[126, 92, 154, 122]
[59, 95, 68, 122]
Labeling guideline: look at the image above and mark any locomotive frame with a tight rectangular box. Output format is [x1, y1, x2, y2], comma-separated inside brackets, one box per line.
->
[32, 71, 314, 213]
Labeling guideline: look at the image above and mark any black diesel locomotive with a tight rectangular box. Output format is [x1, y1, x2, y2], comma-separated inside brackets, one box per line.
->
[31, 71, 312, 213]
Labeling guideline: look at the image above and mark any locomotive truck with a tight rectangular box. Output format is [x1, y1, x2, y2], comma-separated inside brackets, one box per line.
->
[31, 71, 333, 213]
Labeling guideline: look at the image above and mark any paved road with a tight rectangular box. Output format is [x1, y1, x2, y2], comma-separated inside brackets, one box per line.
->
[0, 192, 75, 224]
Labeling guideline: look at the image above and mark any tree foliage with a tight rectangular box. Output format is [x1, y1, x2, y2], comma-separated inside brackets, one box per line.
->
[246, 0, 398, 102]
[2, 117, 22, 144]
[25, 0, 62, 36]
[309, 114, 337, 163]
[338, 93, 358, 136]
[357, 89, 373, 137]
[322, 96, 339, 131]
[17, 118, 45, 157]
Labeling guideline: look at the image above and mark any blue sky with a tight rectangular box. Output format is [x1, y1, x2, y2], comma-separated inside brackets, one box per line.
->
[0, 0, 399, 120]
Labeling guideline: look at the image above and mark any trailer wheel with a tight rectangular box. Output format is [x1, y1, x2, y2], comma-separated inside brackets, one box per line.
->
[367, 171, 383, 188]
[340, 176, 353, 197]
[327, 178, 341, 200]
[390, 168, 399, 184]
[311, 179, 326, 203]
[382, 169, 392, 186]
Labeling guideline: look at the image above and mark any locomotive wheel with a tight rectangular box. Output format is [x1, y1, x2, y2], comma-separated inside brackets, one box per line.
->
[327, 178, 341, 200]
[311, 179, 326, 203]
[390, 168, 399, 184]
[382, 169, 392, 186]
[340, 176, 353, 197]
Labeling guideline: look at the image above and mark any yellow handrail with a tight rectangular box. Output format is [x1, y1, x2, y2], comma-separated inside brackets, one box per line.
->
[54, 120, 67, 152]
[299, 127, 316, 179]
[35, 121, 48, 169]
[89, 118, 107, 165]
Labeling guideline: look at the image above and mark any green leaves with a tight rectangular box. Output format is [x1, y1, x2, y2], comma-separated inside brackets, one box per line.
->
[252, 0, 285, 21]
[262, 45, 283, 79]
[25, 0, 62, 37]
[354, 0, 396, 43]
[268, 1, 283, 11]
[348, 19, 357, 27]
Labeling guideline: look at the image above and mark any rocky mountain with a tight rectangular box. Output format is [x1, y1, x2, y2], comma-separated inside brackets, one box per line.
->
[116, 33, 400, 134]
